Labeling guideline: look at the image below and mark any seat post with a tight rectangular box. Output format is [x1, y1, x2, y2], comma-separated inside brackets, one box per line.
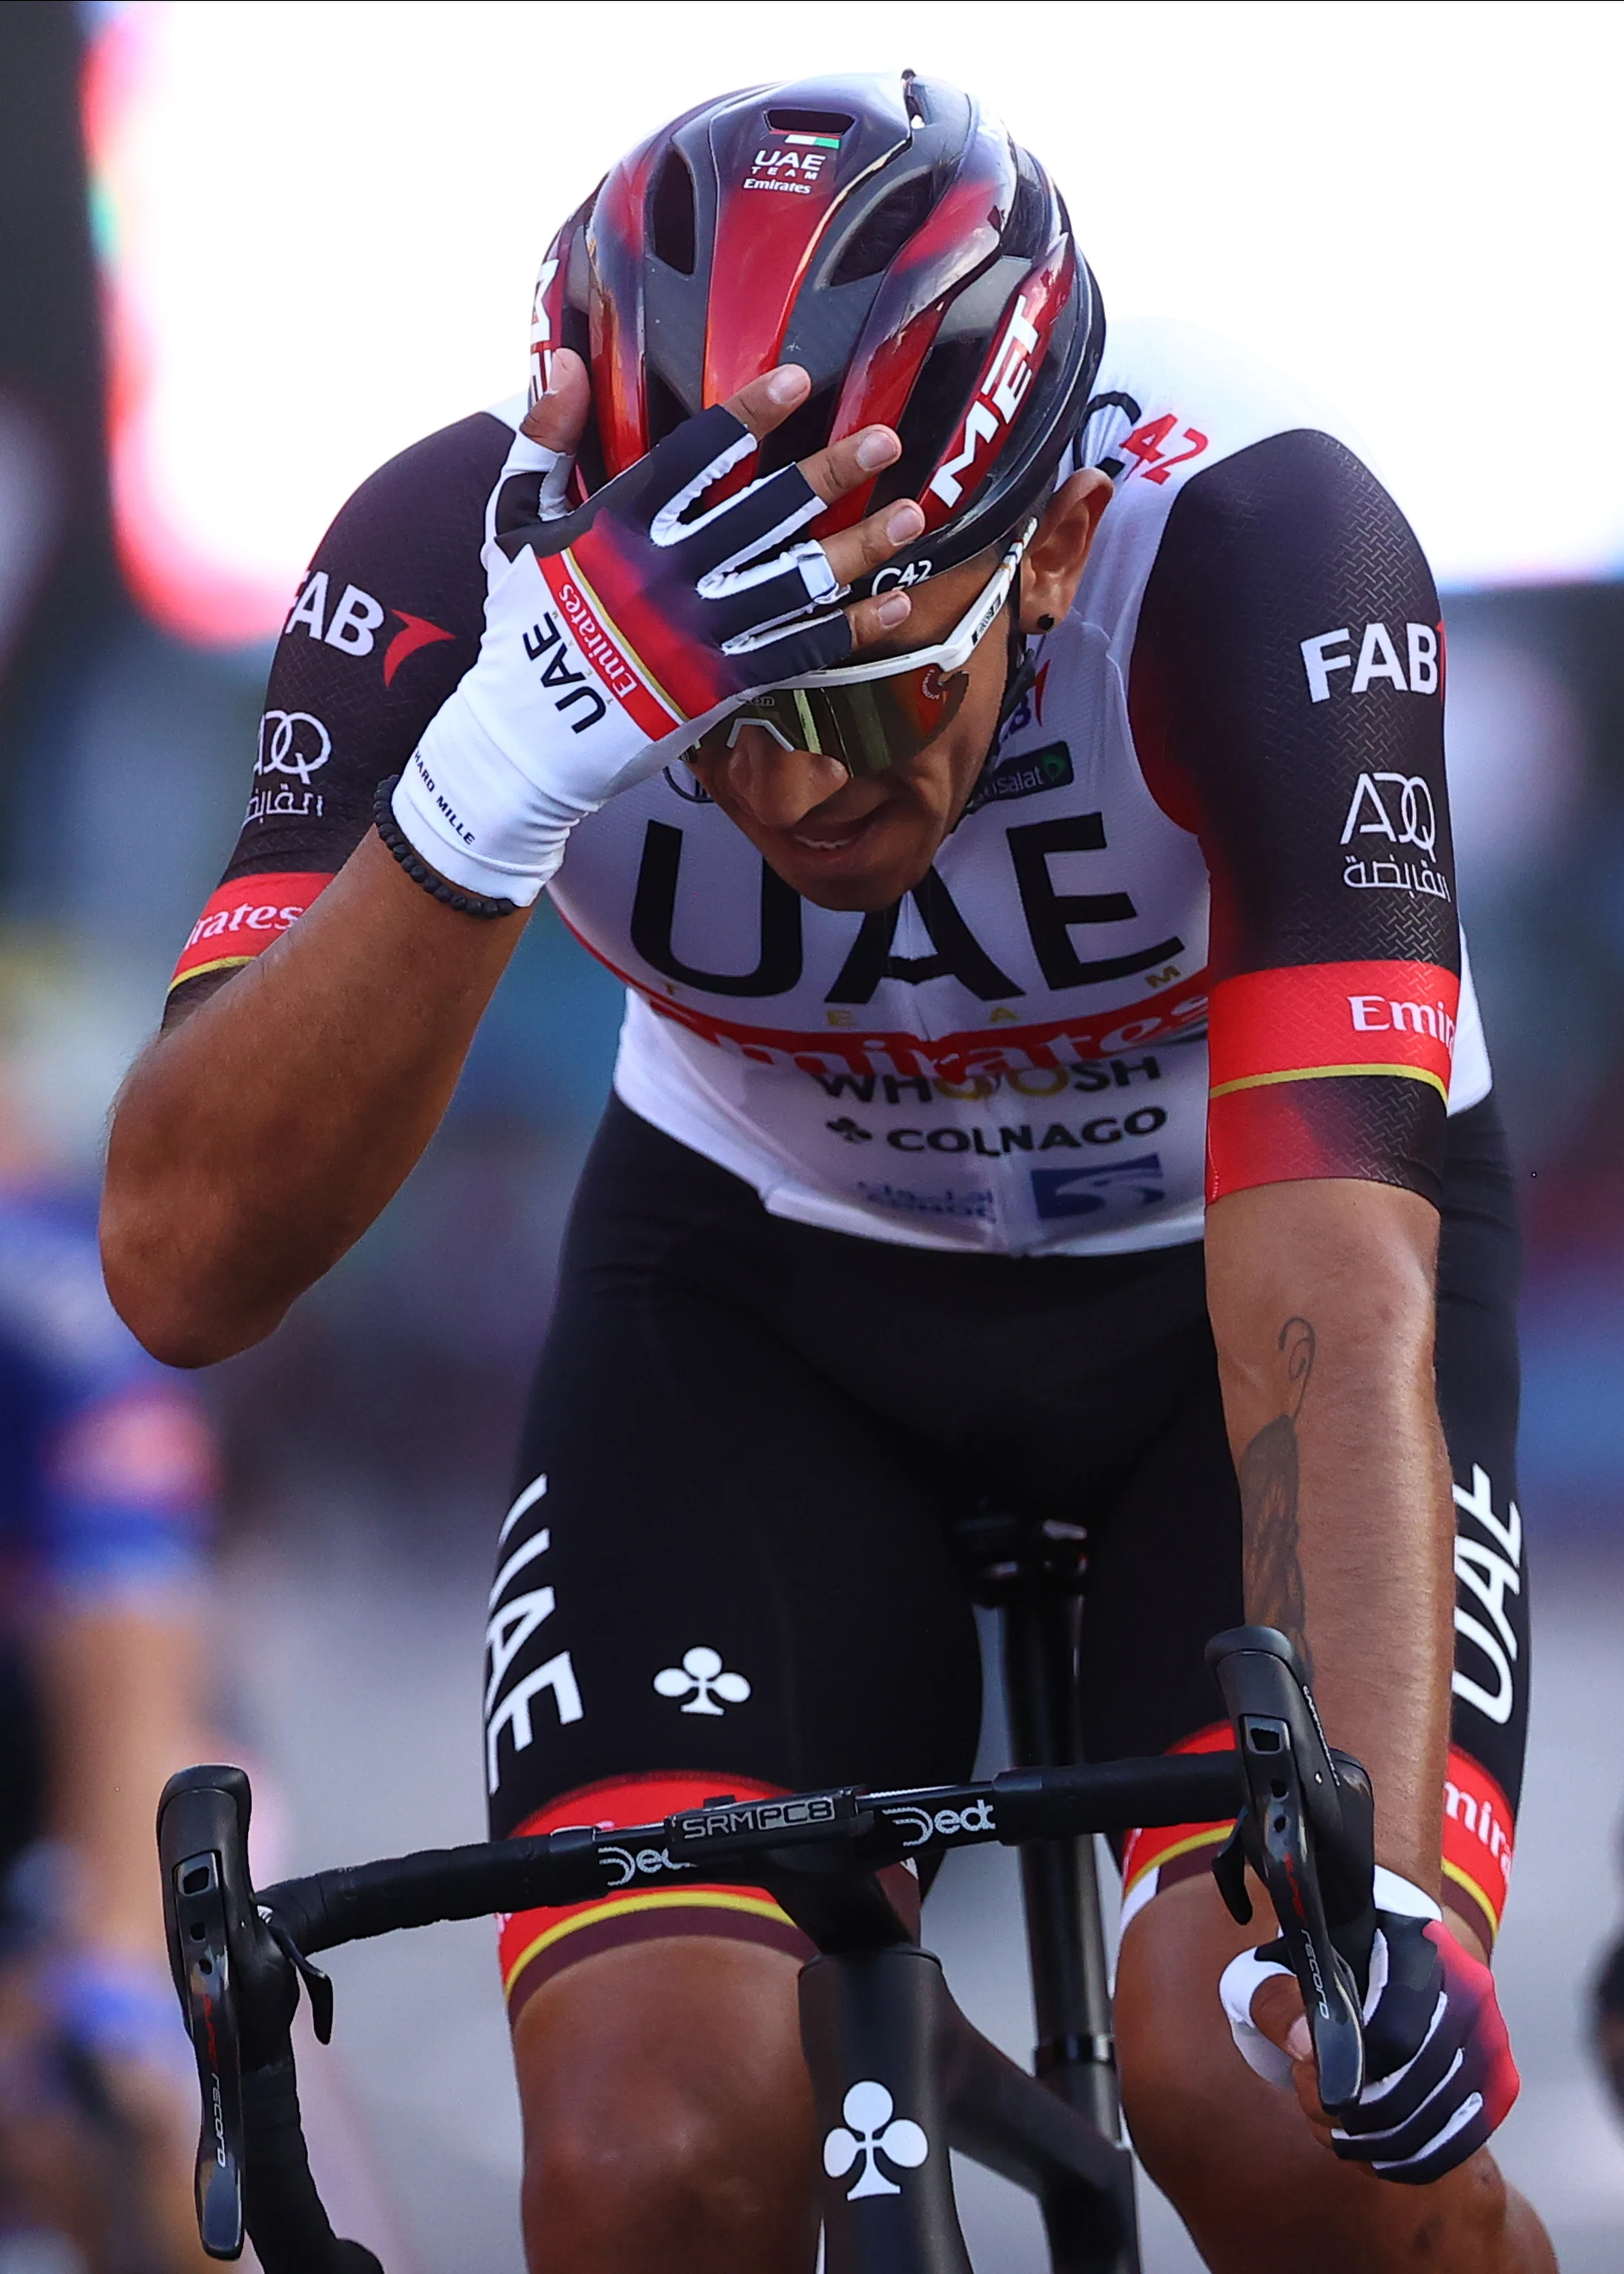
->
[1000, 1584, 1122, 2144]
[950, 1503, 1123, 2138]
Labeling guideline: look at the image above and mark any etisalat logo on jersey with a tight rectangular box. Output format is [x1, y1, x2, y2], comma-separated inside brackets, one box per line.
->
[745, 128, 842, 195]
[964, 739, 1075, 817]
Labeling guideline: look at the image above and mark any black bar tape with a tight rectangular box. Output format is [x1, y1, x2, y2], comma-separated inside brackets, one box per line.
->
[261, 1827, 612, 1956]
[241, 2056, 382, 2274]
[993, 1754, 1244, 1840]
[264, 1758, 1249, 1961]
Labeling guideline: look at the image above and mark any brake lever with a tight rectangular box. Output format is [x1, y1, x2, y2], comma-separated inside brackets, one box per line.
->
[1211, 1817, 1252, 1928]
[265, 1916, 335, 2045]
[159, 1768, 253, 2258]
[1206, 1629, 1372, 2116]
[160, 1765, 306, 2258]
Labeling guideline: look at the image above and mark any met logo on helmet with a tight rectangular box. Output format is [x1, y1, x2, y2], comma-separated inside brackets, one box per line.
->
[928, 289, 1044, 513]
[529, 255, 560, 399]
[922, 243, 1070, 529]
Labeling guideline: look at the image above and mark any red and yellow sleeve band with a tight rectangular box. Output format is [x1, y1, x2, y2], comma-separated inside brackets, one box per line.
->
[169, 872, 334, 993]
[1440, 1749, 1515, 1948]
[1207, 959, 1459, 1201]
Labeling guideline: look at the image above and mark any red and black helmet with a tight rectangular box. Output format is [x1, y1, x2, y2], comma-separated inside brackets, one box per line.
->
[529, 71, 1105, 600]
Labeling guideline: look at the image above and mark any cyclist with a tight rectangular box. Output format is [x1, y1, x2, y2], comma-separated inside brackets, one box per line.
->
[103, 72, 1552, 2273]
[0, 1094, 220, 2269]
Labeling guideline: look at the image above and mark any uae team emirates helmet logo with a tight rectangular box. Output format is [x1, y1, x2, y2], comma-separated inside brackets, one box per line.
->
[745, 127, 842, 196]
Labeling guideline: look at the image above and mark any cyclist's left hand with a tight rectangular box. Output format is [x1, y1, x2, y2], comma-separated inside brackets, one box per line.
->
[1220, 1870, 1520, 2185]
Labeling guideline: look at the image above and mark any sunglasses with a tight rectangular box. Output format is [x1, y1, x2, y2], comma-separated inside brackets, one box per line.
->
[691, 520, 1037, 780]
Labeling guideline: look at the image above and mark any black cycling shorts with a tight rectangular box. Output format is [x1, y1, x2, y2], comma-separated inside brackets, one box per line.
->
[489, 1093, 1526, 2019]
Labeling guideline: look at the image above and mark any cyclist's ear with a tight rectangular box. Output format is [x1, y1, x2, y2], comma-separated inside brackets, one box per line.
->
[1018, 468, 1112, 633]
[521, 349, 590, 455]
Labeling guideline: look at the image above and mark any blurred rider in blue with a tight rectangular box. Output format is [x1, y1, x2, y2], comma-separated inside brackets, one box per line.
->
[0, 1092, 219, 2270]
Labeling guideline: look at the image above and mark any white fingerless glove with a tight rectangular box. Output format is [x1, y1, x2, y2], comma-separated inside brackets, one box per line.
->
[1218, 1863, 1519, 2184]
[1218, 1863, 1439, 2087]
[392, 404, 853, 905]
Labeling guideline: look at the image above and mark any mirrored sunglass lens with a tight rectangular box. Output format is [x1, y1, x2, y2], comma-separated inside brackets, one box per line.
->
[691, 668, 968, 779]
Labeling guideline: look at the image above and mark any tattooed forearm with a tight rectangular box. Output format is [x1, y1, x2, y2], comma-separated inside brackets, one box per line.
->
[1238, 1315, 1317, 1677]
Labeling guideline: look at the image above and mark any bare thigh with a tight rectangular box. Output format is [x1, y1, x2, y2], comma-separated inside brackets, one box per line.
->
[1114, 1874, 1555, 2274]
[511, 1936, 818, 2274]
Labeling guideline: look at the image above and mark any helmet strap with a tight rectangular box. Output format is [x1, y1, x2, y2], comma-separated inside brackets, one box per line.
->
[993, 608, 1039, 739]
[953, 613, 1037, 836]
[950, 594, 1041, 836]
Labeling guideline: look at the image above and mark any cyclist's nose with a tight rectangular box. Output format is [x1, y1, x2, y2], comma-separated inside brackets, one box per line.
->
[720, 725, 850, 830]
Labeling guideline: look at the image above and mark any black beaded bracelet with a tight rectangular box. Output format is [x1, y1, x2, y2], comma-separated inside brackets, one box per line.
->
[373, 777, 520, 919]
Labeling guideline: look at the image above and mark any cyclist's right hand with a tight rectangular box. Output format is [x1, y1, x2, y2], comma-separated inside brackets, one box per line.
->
[390, 349, 926, 905]
[1221, 1868, 1520, 2186]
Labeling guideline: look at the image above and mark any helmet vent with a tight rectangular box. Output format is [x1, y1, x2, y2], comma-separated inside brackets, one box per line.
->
[765, 107, 854, 137]
[884, 336, 987, 503]
[754, 382, 839, 480]
[829, 173, 934, 287]
[645, 368, 691, 448]
[649, 150, 697, 275]
[1004, 165, 1049, 264]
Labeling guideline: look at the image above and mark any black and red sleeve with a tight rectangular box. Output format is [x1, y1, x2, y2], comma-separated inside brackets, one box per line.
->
[1127, 429, 1457, 1208]
[167, 411, 511, 1010]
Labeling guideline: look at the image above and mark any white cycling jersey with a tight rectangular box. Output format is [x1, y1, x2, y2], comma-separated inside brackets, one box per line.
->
[542, 321, 1487, 1254]
[175, 318, 1486, 1256]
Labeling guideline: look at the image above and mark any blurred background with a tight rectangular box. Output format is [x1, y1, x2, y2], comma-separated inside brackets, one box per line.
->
[1, 0, 1621, 2264]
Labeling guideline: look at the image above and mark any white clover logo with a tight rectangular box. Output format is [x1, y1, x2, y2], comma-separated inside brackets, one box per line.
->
[652, 1646, 752, 1717]
[822, 2081, 929, 2199]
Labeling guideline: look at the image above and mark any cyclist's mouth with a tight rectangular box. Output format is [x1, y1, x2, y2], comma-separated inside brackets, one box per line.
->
[779, 805, 893, 871]
[789, 816, 875, 855]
